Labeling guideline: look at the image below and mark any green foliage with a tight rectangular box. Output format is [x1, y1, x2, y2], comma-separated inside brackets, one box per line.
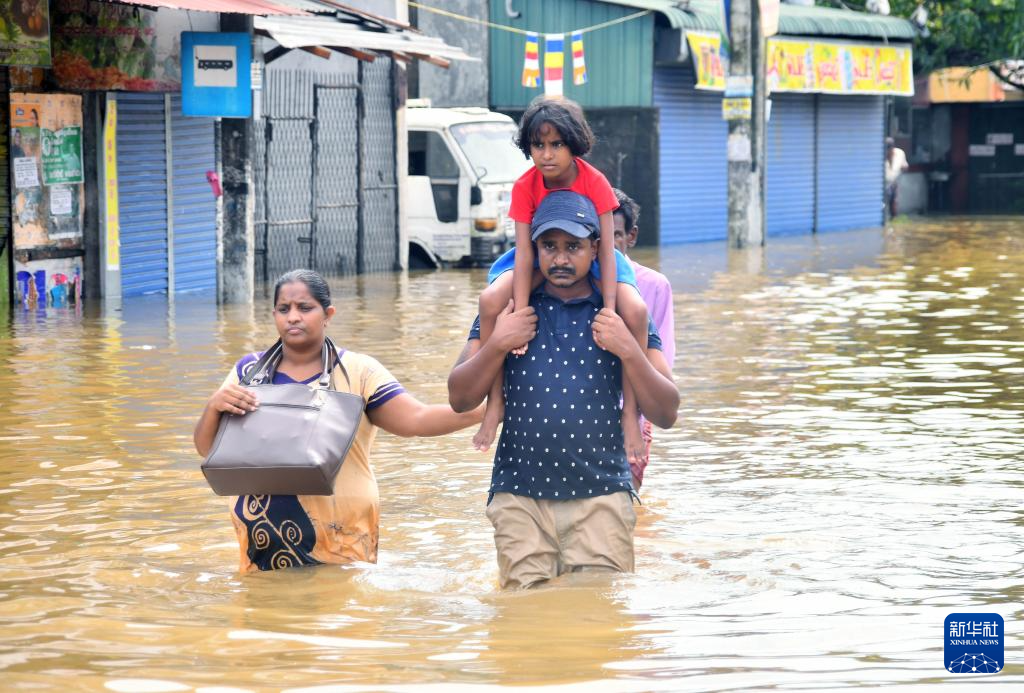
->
[887, 1, 1024, 82]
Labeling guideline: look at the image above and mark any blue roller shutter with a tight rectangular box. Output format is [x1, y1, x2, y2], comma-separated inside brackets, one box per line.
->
[654, 65, 727, 244]
[815, 95, 884, 232]
[116, 93, 168, 296]
[170, 95, 217, 293]
[766, 94, 815, 237]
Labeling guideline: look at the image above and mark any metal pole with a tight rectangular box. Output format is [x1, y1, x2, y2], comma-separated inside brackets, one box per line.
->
[726, 0, 765, 248]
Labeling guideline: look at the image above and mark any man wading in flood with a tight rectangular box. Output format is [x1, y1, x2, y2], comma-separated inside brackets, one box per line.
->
[448, 191, 679, 589]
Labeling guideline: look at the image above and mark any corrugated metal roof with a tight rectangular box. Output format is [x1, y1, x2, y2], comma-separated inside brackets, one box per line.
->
[779, 3, 916, 40]
[590, 0, 710, 30]
[254, 15, 476, 61]
[113, 0, 305, 14]
[595, 0, 916, 40]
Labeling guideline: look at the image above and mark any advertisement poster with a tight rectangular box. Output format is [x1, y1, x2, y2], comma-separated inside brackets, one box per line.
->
[51, 0, 216, 91]
[13, 256, 83, 308]
[0, 0, 51, 66]
[687, 31, 727, 91]
[41, 125, 83, 184]
[10, 93, 84, 249]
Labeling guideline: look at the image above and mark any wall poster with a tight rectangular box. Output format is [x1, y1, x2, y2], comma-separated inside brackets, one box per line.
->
[10, 93, 85, 308]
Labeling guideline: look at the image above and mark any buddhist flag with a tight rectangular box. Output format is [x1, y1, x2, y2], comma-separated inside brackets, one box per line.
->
[544, 33, 564, 97]
[521, 32, 540, 88]
[571, 31, 587, 85]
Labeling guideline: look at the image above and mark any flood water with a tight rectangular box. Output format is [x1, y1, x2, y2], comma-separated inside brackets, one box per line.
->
[0, 217, 1022, 691]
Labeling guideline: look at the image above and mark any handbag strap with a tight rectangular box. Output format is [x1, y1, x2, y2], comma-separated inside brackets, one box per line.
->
[242, 337, 352, 393]
[241, 340, 283, 386]
[322, 337, 354, 393]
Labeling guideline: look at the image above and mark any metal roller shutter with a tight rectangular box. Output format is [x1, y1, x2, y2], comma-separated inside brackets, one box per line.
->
[766, 94, 815, 237]
[654, 65, 728, 244]
[116, 93, 168, 296]
[815, 95, 884, 232]
[170, 95, 217, 293]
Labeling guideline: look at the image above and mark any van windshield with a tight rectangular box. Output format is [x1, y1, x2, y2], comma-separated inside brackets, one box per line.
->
[450, 122, 531, 184]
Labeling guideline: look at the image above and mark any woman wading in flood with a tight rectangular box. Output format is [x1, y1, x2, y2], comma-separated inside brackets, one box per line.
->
[194, 269, 482, 572]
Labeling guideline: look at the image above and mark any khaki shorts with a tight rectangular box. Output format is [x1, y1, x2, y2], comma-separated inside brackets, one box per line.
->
[485, 491, 637, 589]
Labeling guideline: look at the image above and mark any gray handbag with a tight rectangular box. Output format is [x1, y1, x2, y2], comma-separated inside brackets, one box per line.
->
[201, 337, 365, 496]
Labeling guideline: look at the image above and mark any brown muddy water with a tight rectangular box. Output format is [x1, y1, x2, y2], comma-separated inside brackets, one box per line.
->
[0, 217, 1021, 692]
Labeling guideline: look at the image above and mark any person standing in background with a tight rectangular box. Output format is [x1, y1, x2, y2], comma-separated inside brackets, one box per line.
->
[885, 137, 909, 219]
[611, 189, 676, 490]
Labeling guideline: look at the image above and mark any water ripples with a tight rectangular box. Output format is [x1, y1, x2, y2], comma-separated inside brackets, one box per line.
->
[0, 218, 1022, 689]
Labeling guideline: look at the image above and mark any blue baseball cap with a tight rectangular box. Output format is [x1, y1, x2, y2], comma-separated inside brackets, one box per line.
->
[530, 191, 600, 241]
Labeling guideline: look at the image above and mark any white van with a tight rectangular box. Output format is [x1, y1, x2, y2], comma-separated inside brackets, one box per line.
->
[406, 103, 531, 268]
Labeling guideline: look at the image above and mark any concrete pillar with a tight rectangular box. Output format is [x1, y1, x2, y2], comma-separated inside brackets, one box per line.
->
[726, 0, 765, 248]
[219, 13, 255, 303]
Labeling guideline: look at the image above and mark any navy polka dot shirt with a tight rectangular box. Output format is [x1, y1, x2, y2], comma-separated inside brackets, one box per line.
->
[488, 287, 641, 502]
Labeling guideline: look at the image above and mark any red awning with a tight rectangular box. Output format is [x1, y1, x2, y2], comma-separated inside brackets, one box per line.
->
[110, 0, 306, 15]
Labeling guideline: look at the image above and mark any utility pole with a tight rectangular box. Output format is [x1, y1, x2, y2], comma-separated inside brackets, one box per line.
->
[726, 0, 766, 248]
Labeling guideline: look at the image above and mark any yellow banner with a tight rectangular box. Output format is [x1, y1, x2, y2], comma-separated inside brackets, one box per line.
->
[686, 31, 726, 91]
[812, 43, 843, 92]
[767, 39, 814, 92]
[767, 39, 914, 96]
[103, 99, 119, 271]
[846, 44, 877, 92]
[687, 34, 912, 96]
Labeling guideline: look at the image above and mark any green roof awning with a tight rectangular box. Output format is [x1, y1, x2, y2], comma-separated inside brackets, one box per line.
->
[596, 0, 916, 40]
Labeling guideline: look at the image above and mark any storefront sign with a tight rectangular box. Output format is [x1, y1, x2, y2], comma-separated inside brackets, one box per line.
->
[689, 32, 913, 96]
[767, 39, 813, 92]
[986, 133, 1014, 145]
[103, 99, 120, 271]
[813, 43, 843, 92]
[181, 32, 252, 117]
[687, 31, 727, 91]
[41, 126, 83, 184]
[0, 0, 51, 66]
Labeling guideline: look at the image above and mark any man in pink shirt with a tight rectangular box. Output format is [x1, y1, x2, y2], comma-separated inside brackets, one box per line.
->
[612, 189, 676, 489]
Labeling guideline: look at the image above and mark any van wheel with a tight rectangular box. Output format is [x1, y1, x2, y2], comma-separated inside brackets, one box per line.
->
[408, 245, 439, 271]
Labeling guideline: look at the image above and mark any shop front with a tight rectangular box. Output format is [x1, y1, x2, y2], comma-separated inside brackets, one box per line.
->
[654, 20, 914, 244]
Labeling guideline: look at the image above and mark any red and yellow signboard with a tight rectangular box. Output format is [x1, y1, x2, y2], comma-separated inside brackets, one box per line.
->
[687, 31, 727, 91]
[767, 39, 813, 92]
[690, 32, 914, 96]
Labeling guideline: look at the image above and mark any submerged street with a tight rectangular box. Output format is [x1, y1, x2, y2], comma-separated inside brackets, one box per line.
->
[0, 217, 1021, 690]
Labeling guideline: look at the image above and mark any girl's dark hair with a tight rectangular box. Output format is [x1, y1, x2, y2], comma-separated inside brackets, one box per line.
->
[612, 188, 640, 233]
[273, 269, 331, 310]
[515, 96, 595, 158]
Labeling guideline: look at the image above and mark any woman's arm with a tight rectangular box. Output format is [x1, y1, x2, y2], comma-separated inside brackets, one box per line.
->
[368, 392, 483, 437]
[194, 383, 259, 457]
